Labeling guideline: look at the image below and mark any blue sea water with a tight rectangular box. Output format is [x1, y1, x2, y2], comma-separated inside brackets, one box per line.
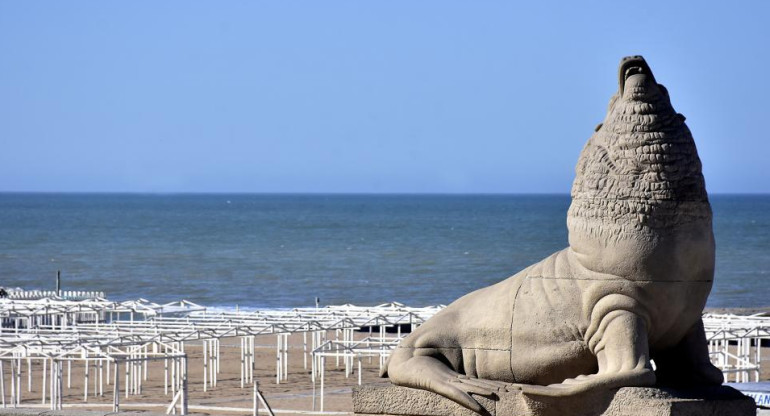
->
[0, 193, 768, 308]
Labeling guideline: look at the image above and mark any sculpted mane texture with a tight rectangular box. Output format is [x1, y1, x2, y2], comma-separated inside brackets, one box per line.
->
[568, 58, 710, 241]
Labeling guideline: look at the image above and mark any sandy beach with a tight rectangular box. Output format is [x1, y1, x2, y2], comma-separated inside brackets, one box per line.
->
[3, 332, 391, 415]
[4, 330, 770, 416]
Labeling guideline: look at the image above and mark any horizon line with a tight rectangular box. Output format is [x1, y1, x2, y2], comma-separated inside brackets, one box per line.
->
[1, 191, 768, 196]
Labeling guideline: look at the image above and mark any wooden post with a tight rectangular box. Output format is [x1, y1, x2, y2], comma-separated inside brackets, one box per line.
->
[210, 340, 216, 387]
[164, 344, 168, 395]
[144, 344, 149, 381]
[94, 360, 98, 397]
[275, 335, 280, 384]
[40, 359, 45, 404]
[283, 334, 288, 380]
[254, 381, 274, 416]
[320, 355, 325, 412]
[9, 359, 15, 408]
[84, 358, 89, 401]
[137, 356, 142, 395]
[335, 329, 340, 367]
[250, 336, 255, 383]
[312, 358, 316, 411]
[57, 361, 63, 410]
[203, 340, 207, 392]
[15, 358, 21, 406]
[240, 337, 245, 388]
[130, 352, 134, 395]
[0, 360, 5, 408]
[170, 356, 175, 399]
[27, 359, 32, 392]
[113, 361, 119, 412]
[181, 356, 188, 416]
[125, 357, 130, 398]
[253, 381, 258, 416]
[46, 361, 52, 410]
[49, 360, 55, 410]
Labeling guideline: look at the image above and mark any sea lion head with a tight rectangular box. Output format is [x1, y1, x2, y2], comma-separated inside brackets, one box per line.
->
[567, 56, 714, 281]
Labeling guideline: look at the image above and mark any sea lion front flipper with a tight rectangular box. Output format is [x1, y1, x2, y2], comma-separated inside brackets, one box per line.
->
[653, 318, 724, 386]
[387, 348, 496, 414]
[518, 309, 656, 397]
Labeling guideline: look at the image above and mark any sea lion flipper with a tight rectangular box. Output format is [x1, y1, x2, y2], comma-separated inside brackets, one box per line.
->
[519, 310, 656, 397]
[653, 318, 724, 386]
[387, 350, 492, 414]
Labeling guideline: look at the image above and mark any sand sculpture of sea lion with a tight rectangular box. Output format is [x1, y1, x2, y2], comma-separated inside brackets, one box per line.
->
[381, 56, 724, 413]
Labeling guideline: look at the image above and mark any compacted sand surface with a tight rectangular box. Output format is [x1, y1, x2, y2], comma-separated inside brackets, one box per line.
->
[6, 332, 770, 415]
[4, 333, 390, 415]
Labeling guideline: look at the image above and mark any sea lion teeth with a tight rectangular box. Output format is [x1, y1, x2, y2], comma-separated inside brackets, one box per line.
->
[382, 56, 722, 413]
[625, 66, 644, 79]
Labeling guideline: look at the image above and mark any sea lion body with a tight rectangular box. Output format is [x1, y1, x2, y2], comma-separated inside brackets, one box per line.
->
[383, 56, 722, 413]
[396, 249, 711, 383]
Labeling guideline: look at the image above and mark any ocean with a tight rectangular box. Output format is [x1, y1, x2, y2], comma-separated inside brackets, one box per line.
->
[0, 193, 768, 309]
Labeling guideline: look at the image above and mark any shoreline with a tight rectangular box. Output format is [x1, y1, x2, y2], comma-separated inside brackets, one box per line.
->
[704, 307, 770, 316]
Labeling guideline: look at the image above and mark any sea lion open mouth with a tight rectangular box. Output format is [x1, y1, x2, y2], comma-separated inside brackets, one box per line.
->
[618, 55, 658, 99]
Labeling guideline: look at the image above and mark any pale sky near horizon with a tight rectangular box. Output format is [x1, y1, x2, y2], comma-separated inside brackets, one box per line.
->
[1, 2, 768, 193]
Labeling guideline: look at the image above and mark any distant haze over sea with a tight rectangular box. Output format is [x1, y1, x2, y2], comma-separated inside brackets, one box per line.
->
[1, 193, 768, 308]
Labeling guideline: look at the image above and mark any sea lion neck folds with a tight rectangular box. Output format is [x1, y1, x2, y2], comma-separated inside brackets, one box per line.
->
[382, 56, 723, 414]
[568, 56, 712, 280]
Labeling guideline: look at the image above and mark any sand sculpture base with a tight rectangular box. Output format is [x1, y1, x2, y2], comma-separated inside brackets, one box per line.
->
[353, 384, 755, 416]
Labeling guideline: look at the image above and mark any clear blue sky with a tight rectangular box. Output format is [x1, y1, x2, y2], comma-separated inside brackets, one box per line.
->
[1, 2, 767, 193]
